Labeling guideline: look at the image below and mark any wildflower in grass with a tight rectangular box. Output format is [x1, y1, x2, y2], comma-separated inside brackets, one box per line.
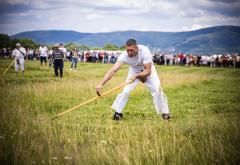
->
[64, 156, 72, 160]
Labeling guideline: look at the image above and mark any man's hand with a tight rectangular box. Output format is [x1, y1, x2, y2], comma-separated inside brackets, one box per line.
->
[133, 63, 151, 83]
[138, 77, 147, 83]
[95, 84, 103, 93]
[132, 74, 147, 83]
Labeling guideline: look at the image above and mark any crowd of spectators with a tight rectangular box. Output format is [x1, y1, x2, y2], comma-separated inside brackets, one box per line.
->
[153, 53, 240, 68]
[1, 47, 240, 68]
[0, 47, 121, 64]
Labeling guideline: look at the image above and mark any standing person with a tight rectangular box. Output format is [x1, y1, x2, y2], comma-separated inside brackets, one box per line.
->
[96, 39, 170, 121]
[104, 52, 109, 63]
[110, 53, 116, 64]
[12, 43, 26, 80]
[38, 44, 49, 67]
[95, 51, 100, 63]
[215, 55, 219, 67]
[70, 48, 79, 71]
[27, 48, 34, 60]
[52, 44, 64, 77]
[197, 56, 201, 66]
[66, 50, 71, 61]
[59, 43, 67, 61]
[1, 48, 7, 58]
[0, 49, 3, 58]
[6, 48, 11, 58]
[48, 49, 53, 68]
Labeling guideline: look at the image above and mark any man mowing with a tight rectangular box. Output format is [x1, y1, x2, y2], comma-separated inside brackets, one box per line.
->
[96, 39, 170, 120]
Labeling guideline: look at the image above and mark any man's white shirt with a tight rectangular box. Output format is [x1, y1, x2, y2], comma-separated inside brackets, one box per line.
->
[117, 45, 153, 72]
[12, 47, 26, 59]
[12, 47, 26, 71]
[39, 46, 48, 57]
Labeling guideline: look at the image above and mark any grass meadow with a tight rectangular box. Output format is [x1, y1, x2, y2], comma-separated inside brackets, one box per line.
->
[0, 59, 240, 165]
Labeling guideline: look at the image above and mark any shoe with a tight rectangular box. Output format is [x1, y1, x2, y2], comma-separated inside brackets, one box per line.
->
[113, 112, 123, 121]
[162, 113, 171, 120]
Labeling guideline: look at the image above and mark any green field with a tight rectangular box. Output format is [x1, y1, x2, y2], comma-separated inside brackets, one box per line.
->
[0, 60, 240, 165]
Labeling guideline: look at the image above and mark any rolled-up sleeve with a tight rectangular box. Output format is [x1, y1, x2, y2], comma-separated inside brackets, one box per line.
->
[117, 52, 127, 64]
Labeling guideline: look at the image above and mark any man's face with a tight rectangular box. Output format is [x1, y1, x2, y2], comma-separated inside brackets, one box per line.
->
[126, 45, 138, 57]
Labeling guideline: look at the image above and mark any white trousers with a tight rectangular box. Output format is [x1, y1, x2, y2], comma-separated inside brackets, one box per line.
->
[15, 58, 24, 72]
[111, 66, 169, 114]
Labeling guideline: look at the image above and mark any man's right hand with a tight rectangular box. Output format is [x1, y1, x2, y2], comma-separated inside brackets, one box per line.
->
[95, 84, 103, 93]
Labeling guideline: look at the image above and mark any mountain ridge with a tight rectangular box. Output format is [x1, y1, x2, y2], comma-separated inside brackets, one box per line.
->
[10, 25, 240, 54]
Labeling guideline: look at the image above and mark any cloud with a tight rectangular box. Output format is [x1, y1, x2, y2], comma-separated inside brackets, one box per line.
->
[0, 0, 239, 35]
[0, 0, 30, 5]
[208, 0, 237, 3]
[195, 0, 240, 17]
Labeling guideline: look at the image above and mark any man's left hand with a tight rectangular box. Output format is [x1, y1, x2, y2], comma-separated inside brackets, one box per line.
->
[138, 77, 147, 83]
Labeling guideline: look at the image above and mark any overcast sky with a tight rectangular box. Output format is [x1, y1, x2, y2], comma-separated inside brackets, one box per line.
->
[0, 0, 240, 35]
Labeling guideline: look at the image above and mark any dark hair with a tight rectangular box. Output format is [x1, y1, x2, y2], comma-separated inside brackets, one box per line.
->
[126, 39, 137, 46]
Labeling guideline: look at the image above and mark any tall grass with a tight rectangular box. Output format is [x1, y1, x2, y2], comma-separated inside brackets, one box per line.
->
[0, 60, 240, 164]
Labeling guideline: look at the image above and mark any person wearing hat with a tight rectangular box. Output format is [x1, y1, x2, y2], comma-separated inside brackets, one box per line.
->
[52, 44, 64, 77]
[96, 39, 170, 121]
[12, 43, 26, 80]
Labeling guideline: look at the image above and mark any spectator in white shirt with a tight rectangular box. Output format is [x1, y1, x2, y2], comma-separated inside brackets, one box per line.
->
[59, 43, 67, 61]
[12, 43, 26, 80]
[38, 44, 49, 67]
